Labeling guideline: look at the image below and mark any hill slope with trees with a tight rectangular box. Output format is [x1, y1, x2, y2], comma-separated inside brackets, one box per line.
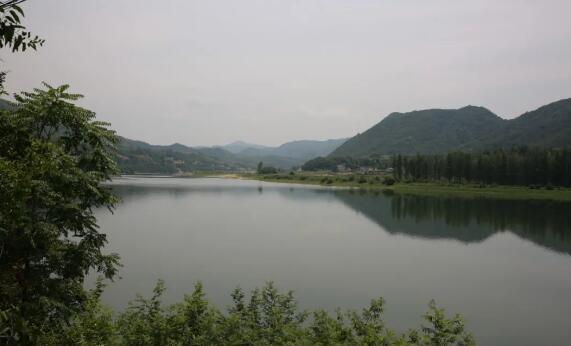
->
[117, 137, 347, 173]
[468, 98, 571, 150]
[330, 99, 571, 157]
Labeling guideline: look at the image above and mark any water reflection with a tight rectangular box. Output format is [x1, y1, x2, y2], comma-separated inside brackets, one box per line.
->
[108, 178, 571, 256]
[99, 178, 571, 345]
[333, 191, 571, 255]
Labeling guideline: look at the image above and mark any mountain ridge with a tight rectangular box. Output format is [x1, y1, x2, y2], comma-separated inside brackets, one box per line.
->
[116, 136, 347, 173]
[221, 141, 270, 154]
[234, 138, 347, 160]
[330, 98, 571, 157]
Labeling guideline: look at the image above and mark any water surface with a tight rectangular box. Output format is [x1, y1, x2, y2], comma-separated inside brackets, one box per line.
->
[95, 177, 571, 345]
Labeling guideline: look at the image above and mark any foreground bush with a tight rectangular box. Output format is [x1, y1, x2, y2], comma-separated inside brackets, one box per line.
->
[39, 281, 474, 346]
[0, 84, 120, 344]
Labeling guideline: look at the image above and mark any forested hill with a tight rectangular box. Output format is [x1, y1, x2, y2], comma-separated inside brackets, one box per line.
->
[116, 137, 347, 174]
[470, 98, 571, 150]
[117, 137, 248, 174]
[330, 98, 571, 157]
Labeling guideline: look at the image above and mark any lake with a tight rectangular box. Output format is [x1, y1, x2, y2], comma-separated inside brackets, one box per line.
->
[95, 177, 571, 345]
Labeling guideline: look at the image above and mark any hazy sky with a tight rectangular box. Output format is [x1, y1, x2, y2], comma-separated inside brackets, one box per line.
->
[6, 0, 571, 146]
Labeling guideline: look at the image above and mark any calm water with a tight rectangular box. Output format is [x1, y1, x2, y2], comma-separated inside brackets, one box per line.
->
[95, 177, 571, 345]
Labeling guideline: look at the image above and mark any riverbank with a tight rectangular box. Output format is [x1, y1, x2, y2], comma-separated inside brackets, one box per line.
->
[237, 173, 571, 201]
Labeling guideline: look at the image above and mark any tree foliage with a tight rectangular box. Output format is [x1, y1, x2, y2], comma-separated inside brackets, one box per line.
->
[0, 0, 43, 52]
[302, 156, 391, 172]
[257, 161, 278, 174]
[392, 147, 571, 187]
[43, 281, 474, 345]
[0, 83, 120, 343]
[0, 0, 44, 95]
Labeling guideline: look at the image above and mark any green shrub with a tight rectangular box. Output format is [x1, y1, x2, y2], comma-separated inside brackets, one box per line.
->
[50, 281, 474, 346]
[259, 166, 278, 174]
[383, 176, 396, 186]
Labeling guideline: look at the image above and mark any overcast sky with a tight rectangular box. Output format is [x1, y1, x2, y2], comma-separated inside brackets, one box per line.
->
[6, 0, 571, 146]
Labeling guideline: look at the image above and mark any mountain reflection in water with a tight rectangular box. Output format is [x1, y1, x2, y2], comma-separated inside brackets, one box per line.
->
[109, 179, 571, 256]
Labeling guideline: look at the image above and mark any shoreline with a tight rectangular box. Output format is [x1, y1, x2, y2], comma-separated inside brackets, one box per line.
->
[236, 173, 571, 201]
[114, 173, 571, 201]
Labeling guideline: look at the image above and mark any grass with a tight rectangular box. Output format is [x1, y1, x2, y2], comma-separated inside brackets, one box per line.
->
[237, 172, 571, 201]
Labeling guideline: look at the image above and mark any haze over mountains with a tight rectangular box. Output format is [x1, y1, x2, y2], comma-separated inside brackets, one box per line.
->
[223, 138, 347, 160]
[221, 141, 271, 154]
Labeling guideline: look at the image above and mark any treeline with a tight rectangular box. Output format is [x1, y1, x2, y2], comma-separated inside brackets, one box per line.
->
[392, 147, 571, 187]
[302, 155, 391, 171]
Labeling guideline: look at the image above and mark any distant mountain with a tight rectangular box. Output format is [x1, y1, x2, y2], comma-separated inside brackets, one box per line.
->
[116, 136, 347, 174]
[116, 137, 249, 174]
[272, 138, 348, 159]
[0, 96, 346, 172]
[235, 138, 347, 160]
[222, 141, 270, 154]
[330, 98, 571, 157]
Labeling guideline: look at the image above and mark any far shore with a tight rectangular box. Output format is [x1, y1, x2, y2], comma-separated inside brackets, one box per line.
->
[237, 173, 571, 201]
[114, 172, 571, 201]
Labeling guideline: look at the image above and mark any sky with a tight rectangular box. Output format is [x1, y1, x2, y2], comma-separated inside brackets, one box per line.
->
[5, 0, 571, 146]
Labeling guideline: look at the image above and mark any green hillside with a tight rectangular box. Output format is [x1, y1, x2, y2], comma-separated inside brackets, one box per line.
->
[116, 137, 341, 173]
[330, 99, 571, 157]
[470, 98, 571, 149]
[330, 106, 503, 157]
[116, 137, 248, 174]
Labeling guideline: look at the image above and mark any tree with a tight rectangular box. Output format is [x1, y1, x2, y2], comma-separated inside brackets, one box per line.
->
[0, 83, 120, 343]
[0, 0, 44, 94]
[0, 0, 43, 52]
